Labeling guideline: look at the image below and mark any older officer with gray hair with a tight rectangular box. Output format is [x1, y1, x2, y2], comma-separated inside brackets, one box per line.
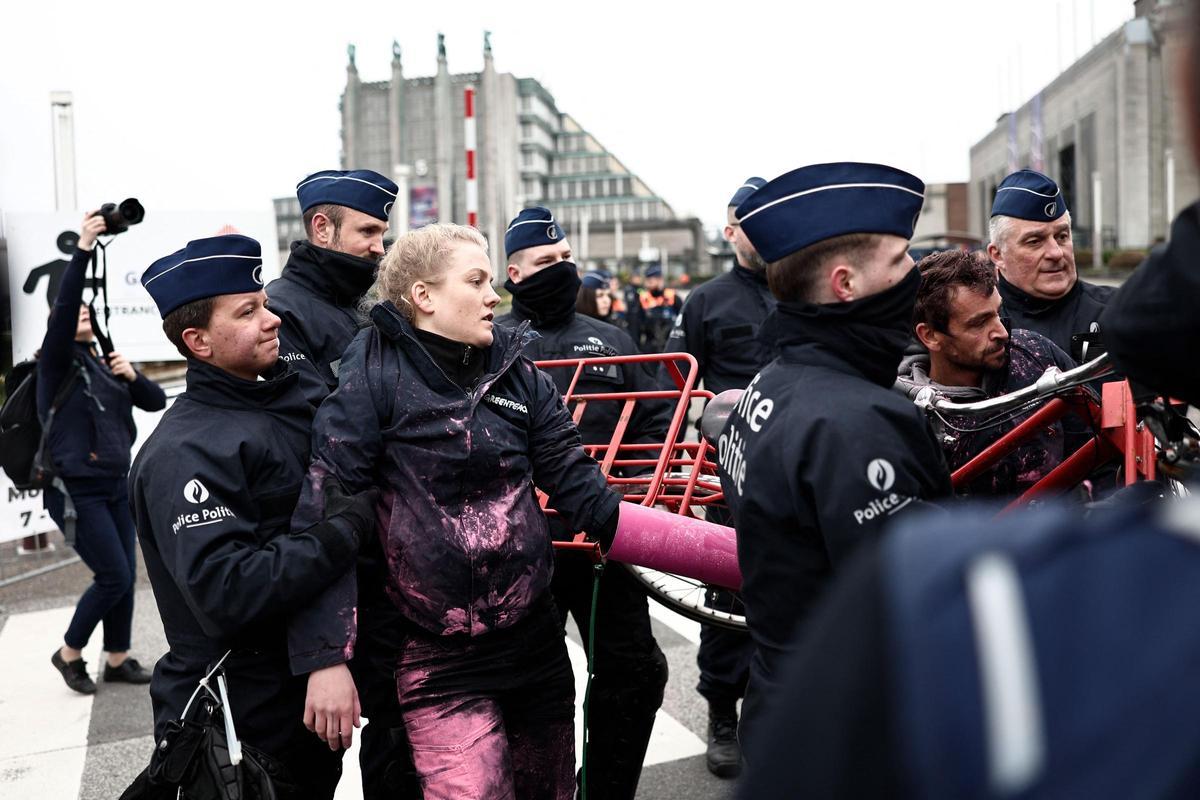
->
[988, 169, 1113, 359]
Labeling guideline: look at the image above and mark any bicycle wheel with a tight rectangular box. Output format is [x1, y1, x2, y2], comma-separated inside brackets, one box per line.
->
[623, 563, 747, 632]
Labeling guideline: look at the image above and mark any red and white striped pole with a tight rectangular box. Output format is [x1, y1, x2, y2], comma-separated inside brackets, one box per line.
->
[464, 85, 478, 229]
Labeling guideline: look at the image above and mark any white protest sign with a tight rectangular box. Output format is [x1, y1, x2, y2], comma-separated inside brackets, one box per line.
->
[0, 478, 56, 544]
[4, 210, 279, 364]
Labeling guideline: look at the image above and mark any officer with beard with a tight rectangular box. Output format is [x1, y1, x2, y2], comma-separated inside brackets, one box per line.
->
[268, 169, 395, 406]
[663, 177, 774, 778]
[717, 162, 952, 755]
[266, 170, 419, 800]
[496, 206, 671, 800]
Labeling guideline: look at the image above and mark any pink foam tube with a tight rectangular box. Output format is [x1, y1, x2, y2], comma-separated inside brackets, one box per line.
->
[605, 501, 742, 590]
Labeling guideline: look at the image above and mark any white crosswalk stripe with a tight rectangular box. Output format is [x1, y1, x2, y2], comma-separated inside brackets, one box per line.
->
[0, 606, 103, 799]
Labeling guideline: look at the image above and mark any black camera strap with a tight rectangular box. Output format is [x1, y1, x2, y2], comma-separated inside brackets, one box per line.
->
[87, 241, 115, 356]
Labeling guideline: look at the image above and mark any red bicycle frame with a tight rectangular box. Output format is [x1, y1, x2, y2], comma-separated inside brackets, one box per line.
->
[533, 352, 727, 554]
[950, 379, 1160, 512]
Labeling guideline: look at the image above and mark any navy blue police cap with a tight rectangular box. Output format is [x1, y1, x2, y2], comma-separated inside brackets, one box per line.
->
[142, 235, 264, 318]
[581, 272, 608, 290]
[644, 263, 663, 278]
[505, 207, 566, 258]
[296, 169, 398, 222]
[728, 177, 766, 208]
[734, 162, 925, 264]
[990, 169, 1067, 222]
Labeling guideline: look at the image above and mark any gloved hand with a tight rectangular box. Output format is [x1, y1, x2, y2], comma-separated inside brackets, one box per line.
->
[322, 477, 379, 549]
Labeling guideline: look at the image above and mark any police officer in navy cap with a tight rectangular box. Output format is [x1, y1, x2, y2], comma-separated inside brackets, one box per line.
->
[495, 206, 671, 800]
[717, 162, 952, 754]
[129, 235, 378, 798]
[267, 169, 421, 800]
[988, 169, 1114, 359]
[635, 262, 683, 352]
[661, 176, 773, 778]
[268, 168, 396, 406]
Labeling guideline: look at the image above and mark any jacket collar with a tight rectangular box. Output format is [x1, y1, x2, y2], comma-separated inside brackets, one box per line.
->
[369, 301, 536, 395]
[998, 273, 1080, 317]
[732, 264, 769, 287]
[182, 358, 308, 413]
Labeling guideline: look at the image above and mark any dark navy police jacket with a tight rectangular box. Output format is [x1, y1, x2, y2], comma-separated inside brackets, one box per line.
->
[38, 248, 165, 480]
[129, 360, 360, 752]
[717, 302, 952, 745]
[267, 241, 375, 407]
[663, 264, 777, 396]
[998, 274, 1113, 361]
[495, 306, 672, 475]
[288, 303, 620, 673]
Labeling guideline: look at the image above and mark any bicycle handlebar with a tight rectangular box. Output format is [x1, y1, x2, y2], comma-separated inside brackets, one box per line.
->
[918, 353, 1113, 418]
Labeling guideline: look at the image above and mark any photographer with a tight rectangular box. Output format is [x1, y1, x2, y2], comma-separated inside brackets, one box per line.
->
[43, 211, 167, 694]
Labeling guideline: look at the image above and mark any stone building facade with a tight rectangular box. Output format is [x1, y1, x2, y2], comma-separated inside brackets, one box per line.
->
[969, 0, 1197, 251]
[283, 34, 710, 277]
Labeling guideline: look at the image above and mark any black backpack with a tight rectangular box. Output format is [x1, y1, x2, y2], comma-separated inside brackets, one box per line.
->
[0, 357, 84, 490]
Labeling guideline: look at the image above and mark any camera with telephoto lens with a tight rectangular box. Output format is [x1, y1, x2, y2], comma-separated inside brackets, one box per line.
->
[97, 198, 145, 235]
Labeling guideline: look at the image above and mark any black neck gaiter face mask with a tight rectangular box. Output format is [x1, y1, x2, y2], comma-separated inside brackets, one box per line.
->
[774, 266, 922, 387]
[505, 261, 582, 329]
[300, 242, 379, 301]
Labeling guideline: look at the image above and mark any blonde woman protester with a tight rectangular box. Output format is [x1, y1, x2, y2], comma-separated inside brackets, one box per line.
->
[288, 223, 622, 799]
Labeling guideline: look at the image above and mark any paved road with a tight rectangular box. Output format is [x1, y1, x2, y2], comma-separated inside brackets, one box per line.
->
[0, 553, 739, 800]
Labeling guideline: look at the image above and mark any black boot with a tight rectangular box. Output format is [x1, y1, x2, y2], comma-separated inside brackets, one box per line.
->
[705, 704, 741, 779]
[104, 657, 152, 684]
[51, 649, 97, 695]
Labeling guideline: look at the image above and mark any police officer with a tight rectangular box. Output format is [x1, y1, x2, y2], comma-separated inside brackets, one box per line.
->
[717, 162, 952, 754]
[130, 234, 378, 797]
[268, 169, 396, 406]
[496, 207, 670, 800]
[662, 177, 772, 777]
[988, 169, 1114, 359]
[266, 169, 419, 800]
[636, 264, 682, 352]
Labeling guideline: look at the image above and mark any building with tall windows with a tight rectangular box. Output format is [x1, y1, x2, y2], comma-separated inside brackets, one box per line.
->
[274, 34, 709, 277]
[969, 0, 1196, 252]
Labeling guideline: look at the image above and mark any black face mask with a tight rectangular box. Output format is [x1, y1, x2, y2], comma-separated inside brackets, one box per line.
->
[297, 241, 379, 301]
[505, 261, 581, 328]
[773, 267, 922, 387]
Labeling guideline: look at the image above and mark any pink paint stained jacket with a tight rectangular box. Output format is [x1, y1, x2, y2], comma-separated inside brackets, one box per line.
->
[287, 301, 620, 674]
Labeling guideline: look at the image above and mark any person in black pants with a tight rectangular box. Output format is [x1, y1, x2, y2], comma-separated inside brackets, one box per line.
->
[266, 168, 421, 799]
[44, 211, 167, 694]
[663, 178, 774, 777]
[497, 206, 671, 799]
[131, 232, 377, 798]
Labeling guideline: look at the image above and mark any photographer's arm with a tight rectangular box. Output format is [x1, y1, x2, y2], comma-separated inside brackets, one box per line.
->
[37, 214, 106, 410]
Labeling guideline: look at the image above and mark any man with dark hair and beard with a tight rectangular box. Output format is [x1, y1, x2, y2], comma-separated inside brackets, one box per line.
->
[896, 250, 1078, 496]
[663, 177, 773, 778]
[716, 162, 952, 759]
[269, 169, 395, 406]
[494, 206, 671, 800]
[266, 170, 420, 800]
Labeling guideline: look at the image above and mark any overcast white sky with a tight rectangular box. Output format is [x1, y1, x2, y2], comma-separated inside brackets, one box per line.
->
[0, 0, 1134, 231]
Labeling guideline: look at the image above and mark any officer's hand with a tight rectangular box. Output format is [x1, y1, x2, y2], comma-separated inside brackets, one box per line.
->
[321, 476, 379, 549]
[303, 663, 361, 751]
[106, 352, 136, 382]
[78, 212, 107, 252]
